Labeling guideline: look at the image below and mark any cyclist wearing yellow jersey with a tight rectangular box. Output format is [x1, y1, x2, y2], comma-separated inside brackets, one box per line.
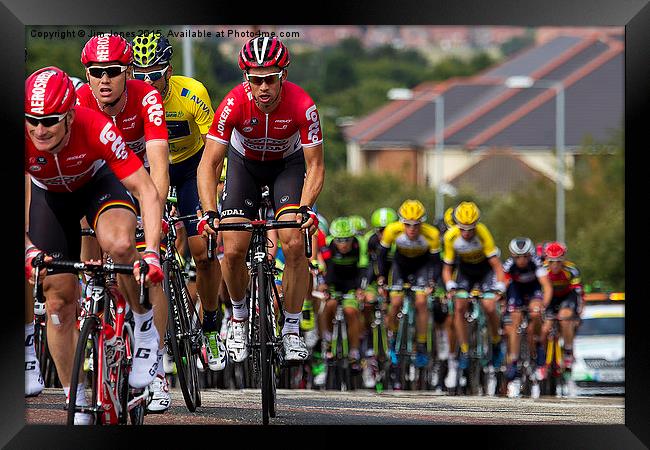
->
[377, 200, 441, 370]
[442, 201, 506, 372]
[131, 34, 226, 412]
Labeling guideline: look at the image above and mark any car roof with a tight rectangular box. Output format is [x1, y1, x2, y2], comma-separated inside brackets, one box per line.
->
[582, 304, 624, 319]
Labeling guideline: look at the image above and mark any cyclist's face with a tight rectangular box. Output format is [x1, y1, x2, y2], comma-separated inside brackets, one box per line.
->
[404, 222, 421, 239]
[334, 238, 354, 253]
[246, 66, 285, 110]
[132, 64, 171, 94]
[460, 228, 475, 240]
[548, 260, 564, 273]
[86, 62, 128, 105]
[513, 254, 530, 268]
[25, 111, 72, 152]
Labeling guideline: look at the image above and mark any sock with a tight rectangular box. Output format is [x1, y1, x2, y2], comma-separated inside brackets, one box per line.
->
[416, 332, 427, 344]
[64, 384, 88, 406]
[25, 322, 36, 358]
[231, 298, 248, 321]
[132, 309, 155, 337]
[282, 311, 301, 336]
[202, 308, 219, 332]
[460, 343, 469, 354]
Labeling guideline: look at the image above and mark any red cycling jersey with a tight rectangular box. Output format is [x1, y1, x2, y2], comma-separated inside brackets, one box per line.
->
[25, 106, 143, 193]
[544, 260, 582, 298]
[76, 79, 168, 167]
[206, 81, 323, 161]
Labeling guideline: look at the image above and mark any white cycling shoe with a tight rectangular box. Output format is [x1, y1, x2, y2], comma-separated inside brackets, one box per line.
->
[445, 359, 458, 389]
[129, 328, 161, 389]
[226, 319, 249, 363]
[282, 334, 308, 361]
[147, 374, 171, 413]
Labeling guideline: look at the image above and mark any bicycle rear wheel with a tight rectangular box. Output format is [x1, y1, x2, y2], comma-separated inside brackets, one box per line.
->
[67, 316, 100, 425]
[164, 261, 201, 411]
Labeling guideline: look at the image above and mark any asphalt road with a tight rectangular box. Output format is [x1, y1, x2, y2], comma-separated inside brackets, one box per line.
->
[26, 387, 624, 425]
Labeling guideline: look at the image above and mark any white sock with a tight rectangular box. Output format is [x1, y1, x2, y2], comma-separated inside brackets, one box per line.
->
[63, 384, 88, 406]
[231, 298, 248, 321]
[132, 309, 156, 337]
[156, 348, 165, 377]
[282, 311, 301, 336]
[25, 322, 36, 358]
[322, 330, 332, 342]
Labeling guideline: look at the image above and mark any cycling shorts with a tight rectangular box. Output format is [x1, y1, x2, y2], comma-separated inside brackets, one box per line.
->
[328, 289, 359, 310]
[219, 147, 305, 221]
[28, 165, 137, 274]
[454, 260, 497, 296]
[390, 255, 432, 291]
[544, 290, 579, 320]
[505, 282, 543, 310]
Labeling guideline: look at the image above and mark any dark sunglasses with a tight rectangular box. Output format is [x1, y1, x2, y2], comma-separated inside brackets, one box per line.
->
[87, 65, 128, 79]
[334, 237, 354, 244]
[133, 66, 169, 82]
[246, 71, 283, 86]
[25, 112, 67, 127]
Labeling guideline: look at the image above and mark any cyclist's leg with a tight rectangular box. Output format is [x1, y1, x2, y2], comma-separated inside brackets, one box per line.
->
[479, 269, 501, 343]
[28, 182, 86, 404]
[558, 292, 579, 367]
[504, 283, 523, 369]
[528, 292, 544, 363]
[452, 271, 472, 355]
[342, 291, 361, 361]
[385, 263, 405, 332]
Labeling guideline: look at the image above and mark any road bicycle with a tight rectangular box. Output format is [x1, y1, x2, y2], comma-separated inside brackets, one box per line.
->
[211, 185, 311, 425]
[324, 290, 359, 391]
[32, 254, 151, 425]
[365, 287, 391, 392]
[161, 195, 205, 411]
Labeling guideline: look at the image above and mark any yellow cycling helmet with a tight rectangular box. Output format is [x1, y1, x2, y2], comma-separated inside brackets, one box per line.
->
[453, 201, 480, 230]
[398, 199, 427, 223]
[220, 158, 228, 182]
[444, 207, 455, 228]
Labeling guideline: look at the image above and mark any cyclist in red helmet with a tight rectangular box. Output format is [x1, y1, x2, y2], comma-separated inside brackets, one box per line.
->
[76, 33, 171, 387]
[25, 66, 163, 424]
[538, 241, 583, 385]
[198, 36, 324, 363]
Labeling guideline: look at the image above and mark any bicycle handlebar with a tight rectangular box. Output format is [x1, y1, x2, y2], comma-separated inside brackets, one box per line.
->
[213, 220, 312, 258]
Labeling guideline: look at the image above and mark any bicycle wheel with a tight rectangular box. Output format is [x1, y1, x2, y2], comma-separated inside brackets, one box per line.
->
[257, 262, 274, 425]
[67, 315, 100, 425]
[164, 261, 200, 411]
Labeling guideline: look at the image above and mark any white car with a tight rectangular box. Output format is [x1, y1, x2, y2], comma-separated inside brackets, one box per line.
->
[571, 302, 624, 395]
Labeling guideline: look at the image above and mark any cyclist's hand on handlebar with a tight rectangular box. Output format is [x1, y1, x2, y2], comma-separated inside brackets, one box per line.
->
[297, 205, 318, 235]
[134, 250, 164, 286]
[197, 210, 219, 237]
[25, 246, 50, 285]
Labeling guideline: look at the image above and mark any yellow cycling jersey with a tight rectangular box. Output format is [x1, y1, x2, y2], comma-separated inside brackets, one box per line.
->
[163, 75, 215, 164]
[443, 223, 498, 265]
[380, 222, 441, 258]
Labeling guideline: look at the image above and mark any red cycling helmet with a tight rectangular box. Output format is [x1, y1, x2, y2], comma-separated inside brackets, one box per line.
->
[81, 34, 133, 66]
[25, 66, 76, 116]
[238, 37, 290, 71]
[544, 242, 567, 261]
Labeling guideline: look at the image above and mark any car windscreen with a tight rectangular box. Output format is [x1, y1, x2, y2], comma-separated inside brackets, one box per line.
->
[578, 317, 624, 336]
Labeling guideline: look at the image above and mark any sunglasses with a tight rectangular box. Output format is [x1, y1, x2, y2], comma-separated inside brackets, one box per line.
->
[334, 237, 354, 244]
[513, 254, 530, 259]
[25, 112, 67, 127]
[246, 71, 283, 86]
[133, 66, 169, 82]
[402, 221, 421, 227]
[87, 65, 128, 79]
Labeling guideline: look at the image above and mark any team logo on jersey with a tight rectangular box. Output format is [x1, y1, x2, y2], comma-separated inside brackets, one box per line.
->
[99, 122, 128, 160]
[250, 118, 258, 126]
[142, 91, 164, 126]
[305, 105, 321, 143]
[29, 165, 41, 172]
[243, 127, 253, 132]
[280, 195, 289, 203]
[244, 199, 253, 207]
[37, 156, 47, 165]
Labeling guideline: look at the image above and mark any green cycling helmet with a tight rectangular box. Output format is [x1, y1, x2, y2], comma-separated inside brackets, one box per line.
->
[132, 33, 173, 68]
[349, 215, 368, 235]
[329, 217, 355, 239]
[370, 207, 398, 228]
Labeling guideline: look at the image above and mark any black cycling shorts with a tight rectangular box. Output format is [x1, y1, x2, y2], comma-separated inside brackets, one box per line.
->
[28, 165, 137, 274]
[169, 148, 203, 237]
[454, 260, 497, 294]
[390, 255, 432, 291]
[219, 147, 306, 220]
[545, 290, 579, 320]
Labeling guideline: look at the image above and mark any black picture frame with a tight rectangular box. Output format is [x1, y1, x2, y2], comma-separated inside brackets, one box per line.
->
[2, 0, 647, 447]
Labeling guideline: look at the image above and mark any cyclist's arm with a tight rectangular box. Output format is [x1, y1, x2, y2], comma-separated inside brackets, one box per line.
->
[539, 274, 553, 306]
[429, 252, 442, 285]
[299, 143, 324, 209]
[376, 244, 390, 280]
[197, 138, 227, 214]
[442, 263, 453, 287]
[488, 254, 505, 283]
[120, 166, 162, 253]
[145, 139, 170, 210]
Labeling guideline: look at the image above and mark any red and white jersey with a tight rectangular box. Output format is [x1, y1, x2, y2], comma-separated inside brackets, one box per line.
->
[76, 79, 168, 167]
[207, 81, 323, 161]
[25, 106, 143, 193]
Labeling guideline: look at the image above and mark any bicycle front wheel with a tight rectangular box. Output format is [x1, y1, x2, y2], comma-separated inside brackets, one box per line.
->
[67, 315, 100, 425]
[164, 261, 201, 412]
[257, 262, 276, 425]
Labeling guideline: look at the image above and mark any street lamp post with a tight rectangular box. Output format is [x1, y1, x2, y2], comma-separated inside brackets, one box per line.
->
[504, 76, 566, 243]
[387, 88, 446, 221]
